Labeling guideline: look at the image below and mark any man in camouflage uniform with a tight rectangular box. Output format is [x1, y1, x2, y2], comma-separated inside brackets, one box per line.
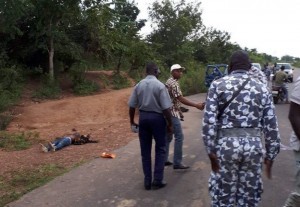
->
[249, 64, 268, 87]
[202, 50, 280, 207]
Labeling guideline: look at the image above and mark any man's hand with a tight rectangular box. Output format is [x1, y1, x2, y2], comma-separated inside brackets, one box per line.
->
[264, 158, 273, 179]
[167, 124, 173, 135]
[208, 153, 220, 173]
[195, 102, 205, 110]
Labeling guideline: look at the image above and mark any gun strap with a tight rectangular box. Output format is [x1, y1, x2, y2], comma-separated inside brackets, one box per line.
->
[217, 77, 250, 120]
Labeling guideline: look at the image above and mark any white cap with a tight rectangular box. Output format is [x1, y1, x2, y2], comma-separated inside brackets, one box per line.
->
[170, 64, 185, 72]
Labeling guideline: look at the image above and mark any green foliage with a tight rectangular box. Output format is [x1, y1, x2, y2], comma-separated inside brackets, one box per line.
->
[179, 62, 207, 95]
[0, 164, 70, 207]
[73, 79, 99, 95]
[33, 74, 61, 99]
[0, 66, 24, 112]
[293, 61, 300, 68]
[0, 114, 13, 130]
[69, 62, 100, 95]
[0, 131, 40, 151]
[148, 0, 203, 66]
[97, 73, 111, 88]
[112, 73, 131, 89]
[0, 0, 298, 97]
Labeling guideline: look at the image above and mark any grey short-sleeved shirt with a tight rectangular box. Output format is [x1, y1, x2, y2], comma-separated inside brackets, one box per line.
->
[128, 75, 172, 113]
[290, 76, 300, 105]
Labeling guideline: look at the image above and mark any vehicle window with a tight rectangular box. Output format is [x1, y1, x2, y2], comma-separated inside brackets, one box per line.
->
[277, 64, 291, 69]
[284, 64, 292, 69]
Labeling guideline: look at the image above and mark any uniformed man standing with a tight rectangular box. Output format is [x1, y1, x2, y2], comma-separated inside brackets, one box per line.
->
[202, 50, 280, 207]
[128, 62, 173, 190]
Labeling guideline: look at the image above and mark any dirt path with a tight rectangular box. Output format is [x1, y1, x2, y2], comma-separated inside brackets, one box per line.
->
[0, 86, 138, 176]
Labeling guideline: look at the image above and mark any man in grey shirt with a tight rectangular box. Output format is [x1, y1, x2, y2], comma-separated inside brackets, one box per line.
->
[128, 62, 173, 190]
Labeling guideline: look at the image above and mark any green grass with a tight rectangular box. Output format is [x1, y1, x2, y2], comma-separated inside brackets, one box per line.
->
[0, 164, 71, 207]
[0, 131, 40, 151]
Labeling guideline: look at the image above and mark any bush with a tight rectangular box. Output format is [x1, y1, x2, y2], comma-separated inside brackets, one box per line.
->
[73, 79, 99, 95]
[0, 66, 24, 112]
[112, 73, 131, 89]
[33, 74, 61, 99]
[0, 114, 13, 130]
[69, 62, 100, 95]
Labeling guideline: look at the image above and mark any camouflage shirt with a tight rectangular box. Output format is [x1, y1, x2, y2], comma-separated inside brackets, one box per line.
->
[249, 66, 268, 86]
[202, 70, 280, 160]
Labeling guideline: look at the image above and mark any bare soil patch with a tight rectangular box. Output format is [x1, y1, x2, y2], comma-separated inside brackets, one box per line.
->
[0, 71, 138, 177]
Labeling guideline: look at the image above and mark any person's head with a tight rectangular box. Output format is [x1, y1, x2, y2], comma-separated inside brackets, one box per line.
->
[170, 64, 185, 80]
[280, 65, 285, 70]
[70, 132, 81, 140]
[228, 50, 251, 74]
[146, 62, 160, 77]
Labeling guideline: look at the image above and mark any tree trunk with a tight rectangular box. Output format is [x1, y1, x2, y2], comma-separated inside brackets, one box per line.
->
[116, 51, 123, 74]
[49, 36, 54, 79]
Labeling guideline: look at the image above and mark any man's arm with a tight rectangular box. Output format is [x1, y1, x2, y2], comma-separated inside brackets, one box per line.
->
[177, 96, 205, 110]
[129, 107, 137, 126]
[289, 102, 300, 139]
[162, 108, 173, 134]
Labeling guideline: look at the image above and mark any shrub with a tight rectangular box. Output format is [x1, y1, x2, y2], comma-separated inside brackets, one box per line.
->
[73, 79, 99, 95]
[0, 114, 13, 130]
[0, 66, 23, 112]
[112, 73, 131, 89]
[32, 74, 61, 99]
[69, 62, 100, 95]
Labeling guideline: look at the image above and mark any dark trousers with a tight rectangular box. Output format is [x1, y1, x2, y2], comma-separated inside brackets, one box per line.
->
[139, 111, 167, 183]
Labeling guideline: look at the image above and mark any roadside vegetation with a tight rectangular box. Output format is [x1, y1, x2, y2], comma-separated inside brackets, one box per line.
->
[0, 0, 299, 206]
[0, 163, 77, 207]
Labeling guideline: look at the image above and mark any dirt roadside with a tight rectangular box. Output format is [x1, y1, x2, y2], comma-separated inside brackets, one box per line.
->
[0, 72, 139, 177]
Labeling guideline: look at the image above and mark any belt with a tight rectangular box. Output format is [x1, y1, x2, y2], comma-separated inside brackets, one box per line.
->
[217, 128, 261, 137]
[139, 110, 162, 114]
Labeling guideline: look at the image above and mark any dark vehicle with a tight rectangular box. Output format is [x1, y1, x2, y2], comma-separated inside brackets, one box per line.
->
[272, 85, 285, 104]
[205, 64, 228, 88]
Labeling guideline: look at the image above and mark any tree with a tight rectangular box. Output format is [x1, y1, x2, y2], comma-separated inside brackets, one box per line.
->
[28, 0, 82, 78]
[147, 0, 203, 67]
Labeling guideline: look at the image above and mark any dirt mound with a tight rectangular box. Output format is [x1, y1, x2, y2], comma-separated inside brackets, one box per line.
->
[0, 71, 138, 176]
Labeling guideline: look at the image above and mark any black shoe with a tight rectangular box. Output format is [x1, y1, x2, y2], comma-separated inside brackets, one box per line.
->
[144, 180, 152, 190]
[164, 161, 173, 166]
[173, 164, 190, 169]
[144, 183, 151, 190]
[180, 106, 189, 113]
[152, 180, 167, 190]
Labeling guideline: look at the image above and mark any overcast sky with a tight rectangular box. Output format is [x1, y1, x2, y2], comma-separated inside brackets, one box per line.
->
[134, 0, 299, 58]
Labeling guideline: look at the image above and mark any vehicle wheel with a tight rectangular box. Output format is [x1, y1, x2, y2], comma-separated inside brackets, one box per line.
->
[273, 97, 278, 104]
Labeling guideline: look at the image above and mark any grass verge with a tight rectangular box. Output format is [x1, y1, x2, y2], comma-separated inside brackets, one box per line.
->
[0, 163, 74, 207]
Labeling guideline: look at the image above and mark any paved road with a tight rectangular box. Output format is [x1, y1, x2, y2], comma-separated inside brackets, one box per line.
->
[7, 70, 299, 207]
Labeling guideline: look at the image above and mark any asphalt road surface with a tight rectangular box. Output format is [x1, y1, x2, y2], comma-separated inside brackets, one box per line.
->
[7, 69, 300, 207]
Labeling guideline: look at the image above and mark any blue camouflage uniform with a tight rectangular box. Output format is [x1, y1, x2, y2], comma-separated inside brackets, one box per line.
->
[202, 69, 280, 207]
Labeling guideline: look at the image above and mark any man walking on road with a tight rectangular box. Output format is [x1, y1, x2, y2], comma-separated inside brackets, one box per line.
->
[165, 64, 205, 169]
[128, 62, 173, 190]
[202, 50, 280, 207]
[283, 76, 300, 207]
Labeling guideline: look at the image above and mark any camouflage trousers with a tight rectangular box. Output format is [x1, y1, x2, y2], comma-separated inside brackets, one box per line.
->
[209, 136, 263, 207]
[283, 150, 300, 207]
